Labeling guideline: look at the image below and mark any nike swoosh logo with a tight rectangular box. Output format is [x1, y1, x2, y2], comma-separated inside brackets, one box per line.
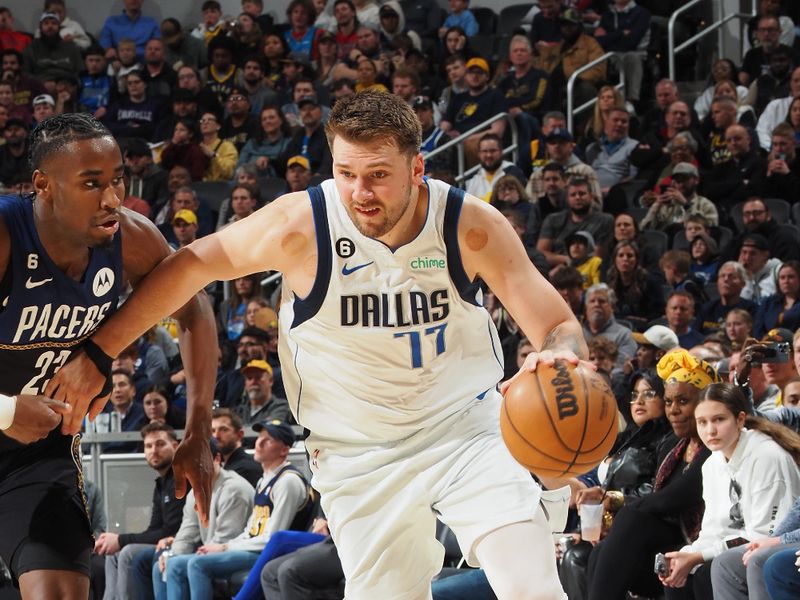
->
[341, 261, 374, 276]
[25, 277, 53, 289]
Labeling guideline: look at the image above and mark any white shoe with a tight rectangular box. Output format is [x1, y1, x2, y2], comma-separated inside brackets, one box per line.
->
[540, 486, 571, 534]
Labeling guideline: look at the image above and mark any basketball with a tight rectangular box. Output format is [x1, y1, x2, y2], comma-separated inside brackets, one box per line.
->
[500, 360, 618, 478]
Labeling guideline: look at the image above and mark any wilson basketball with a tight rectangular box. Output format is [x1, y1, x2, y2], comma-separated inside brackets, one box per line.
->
[500, 360, 618, 478]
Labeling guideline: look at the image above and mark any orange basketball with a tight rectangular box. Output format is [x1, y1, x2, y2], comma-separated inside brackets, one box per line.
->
[500, 360, 618, 478]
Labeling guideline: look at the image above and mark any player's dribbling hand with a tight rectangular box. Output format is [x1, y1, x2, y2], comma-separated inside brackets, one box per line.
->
[45, 350, 109, 435]
[3, 395, 71, 444]
[172, 428, 214, 527]
[500, 350, 595, 395]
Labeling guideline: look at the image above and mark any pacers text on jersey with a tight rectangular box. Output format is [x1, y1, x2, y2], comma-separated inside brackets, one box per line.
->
[341, 289, 449, 327]
[13, 302, 113, 344]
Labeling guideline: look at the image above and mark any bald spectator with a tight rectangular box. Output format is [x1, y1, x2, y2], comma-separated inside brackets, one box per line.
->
[695, 261, 757, 333]
[22, 11, 82, 91]
[159, 18, 206, 70]
[141, 38, 176, 100]
[702, 123, 765, 209]
[537, 176, 613, 268]
[639, 79, 681, 134]
[720, 197, 800, 263]
[739, 233, 782, 303]
[581, 283, 637, 368]
[99, 0, 160, 60]
[756, 65, 800, 150]
[585, 108, 639, 193]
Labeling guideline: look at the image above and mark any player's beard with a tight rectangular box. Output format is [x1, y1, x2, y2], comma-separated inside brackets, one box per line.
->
[348, 176, 414, 239]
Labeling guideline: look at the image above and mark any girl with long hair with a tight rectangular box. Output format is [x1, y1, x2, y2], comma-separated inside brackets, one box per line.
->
[754, 260, 800, 338]
[604, 240, 664, 328]
[659, 382, 800, 599]
[236, 105, 291, 177]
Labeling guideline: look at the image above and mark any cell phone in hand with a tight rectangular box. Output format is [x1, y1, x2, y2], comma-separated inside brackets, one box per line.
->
[654, 553, 668, 577]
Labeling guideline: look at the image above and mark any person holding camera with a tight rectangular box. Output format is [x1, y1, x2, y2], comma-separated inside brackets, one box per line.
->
[761, 123, 800, 203]
[640, 162, 717, 234]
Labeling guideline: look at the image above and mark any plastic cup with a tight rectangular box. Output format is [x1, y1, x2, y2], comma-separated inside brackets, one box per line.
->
[579, 502, 604, 542]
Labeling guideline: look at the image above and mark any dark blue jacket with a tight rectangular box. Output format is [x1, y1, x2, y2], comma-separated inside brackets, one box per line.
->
[753, 294, 800, 339]
[596, 1, 651, 52]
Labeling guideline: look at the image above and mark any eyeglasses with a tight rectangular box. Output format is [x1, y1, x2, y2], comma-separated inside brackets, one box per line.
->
[199, 117, 217, 123]
[743, 209, 766, 218]
[228, 95, 246, 102]
[757, 27, 780, 33]
[629, 390, 659, 404]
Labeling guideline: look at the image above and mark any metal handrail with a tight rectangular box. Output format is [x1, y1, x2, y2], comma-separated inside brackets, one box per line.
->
[424, 111, 519, 185]
[668, 0, 756, 81]
[566, 52, 625, 133]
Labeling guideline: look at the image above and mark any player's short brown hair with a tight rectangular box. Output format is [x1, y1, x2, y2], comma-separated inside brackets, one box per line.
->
[325, 90, 422, 159]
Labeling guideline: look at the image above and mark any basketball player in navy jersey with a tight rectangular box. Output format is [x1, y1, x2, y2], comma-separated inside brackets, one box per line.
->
[0, 114, 217, 599]
[50, 93, 588, 599]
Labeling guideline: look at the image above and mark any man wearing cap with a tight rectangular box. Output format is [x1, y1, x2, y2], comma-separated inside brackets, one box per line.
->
[33, 0, 90, 50]
[237, 56, 277, 116]
[21, 12, 82, 90]
[414, 95, 452, 173]
[739, 233, 782, 303]
[440, 56, 507, 163]
[640, 162, 717, 232]
[171, 209, 199, 250]
[465, 133, 526, 202]
[160, 18, 206, 71]
[754, 328, 799, 411]
[281, 94, 333, 177]
[176, 420, 313, 596]
[282, 79, 331, 130]
[628, 324, 678, 374]
[31, 93, 55, 124]
[527, 125, 602, 201]
[285, 155, 313, 193]
[99, 0, 160, 60]
[141, 38, 176, 100]
[497, 35, 551, 176]
[0, 117, 28, 189]
[222, 87, 260, 152]
[236, 360, 291, 426]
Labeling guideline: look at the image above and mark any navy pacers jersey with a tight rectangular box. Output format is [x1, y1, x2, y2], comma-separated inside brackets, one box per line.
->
[0, 194, 123, 474]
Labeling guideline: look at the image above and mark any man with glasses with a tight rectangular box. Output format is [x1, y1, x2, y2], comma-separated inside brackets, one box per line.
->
[740, 15, 800, 86]
[221, 87, 259, 152]
[720, 197, 800, 263]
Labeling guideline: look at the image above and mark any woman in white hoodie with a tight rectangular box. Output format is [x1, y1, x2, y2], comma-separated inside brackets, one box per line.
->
[658, 382, 800, 600]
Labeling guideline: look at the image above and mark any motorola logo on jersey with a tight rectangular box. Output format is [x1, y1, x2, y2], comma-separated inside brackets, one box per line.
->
[12, 301, 113, 343]
[92, 267, 115, 297]
[409, 256, 446, 270]
[341, 289, 449, 327]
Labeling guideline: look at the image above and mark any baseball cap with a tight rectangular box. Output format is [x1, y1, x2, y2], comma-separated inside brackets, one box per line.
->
[761, 328, 794, 344]
[544, 127, 574, 143]
[286, 155, 310, 170]
[33, 94, 55, 107]
[319, 30, 336, 43]
[465, 57, 490, 73]
[412, 95, 432, 110]
[672, 162, 698, 178]
[741, 233, 769, 251]
[565, 230, 595, 251]
[241, 358, 274, 376]
[559, 8, 582, 24]
[40, 11, 60, 23]
[172, 209, 197, 226]
[297, 94, 319, 108]
[632, 325, 679, 351]
[252, 419, 295, 446]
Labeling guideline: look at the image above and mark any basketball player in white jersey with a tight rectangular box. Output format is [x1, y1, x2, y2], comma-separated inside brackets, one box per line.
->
[48, 91, 588, 600]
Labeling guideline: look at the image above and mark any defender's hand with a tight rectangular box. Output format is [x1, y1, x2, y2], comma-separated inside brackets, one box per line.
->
[3, 395, 71, 444]
[45, 349, 108, 435]
[172, 427, 214, 527]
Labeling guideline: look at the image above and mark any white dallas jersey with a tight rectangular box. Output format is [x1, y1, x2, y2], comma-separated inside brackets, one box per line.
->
[278, 178, 504, 443]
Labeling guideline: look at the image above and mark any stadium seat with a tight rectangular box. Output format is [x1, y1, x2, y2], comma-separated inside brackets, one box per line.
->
[628, 206, 648, 224]
[471, 7, 498, 35]
[764, 198, 790, 224]
[639, 229, 668, 258]
[259, 176, 289, 203]
[191, 181, 231, 214]
[498, 3, 535, 35]
[615, 179, 649, 209]
[469, 34, 496, 62]
[792, 202, 800, 225]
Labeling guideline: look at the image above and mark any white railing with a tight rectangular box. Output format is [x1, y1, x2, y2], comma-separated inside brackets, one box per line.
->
[668, 0, 755, 81]
[566, 52, 625, 133]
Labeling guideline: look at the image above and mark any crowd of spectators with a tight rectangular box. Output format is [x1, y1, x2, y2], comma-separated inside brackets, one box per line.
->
[4, 0, 800, 598]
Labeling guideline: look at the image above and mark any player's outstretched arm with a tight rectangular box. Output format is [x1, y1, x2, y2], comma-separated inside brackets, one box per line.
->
[458, 197, 589, 382]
